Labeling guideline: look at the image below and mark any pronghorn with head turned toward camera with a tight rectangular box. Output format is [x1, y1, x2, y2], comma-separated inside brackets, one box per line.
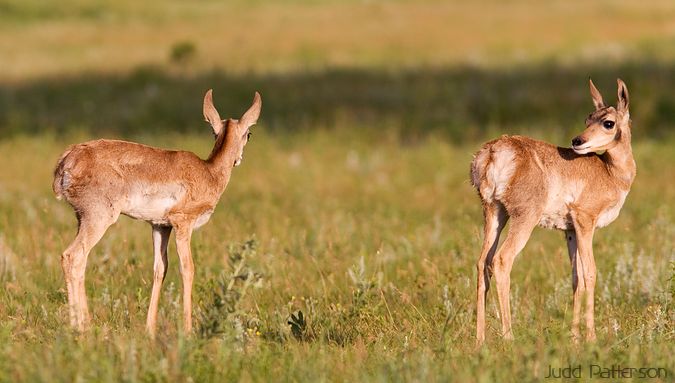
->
[53, 90, 261, 336]
[471, 79, 635, 346]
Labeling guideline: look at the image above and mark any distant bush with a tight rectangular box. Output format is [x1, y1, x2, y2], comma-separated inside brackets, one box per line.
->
[169, 41, 197, 66]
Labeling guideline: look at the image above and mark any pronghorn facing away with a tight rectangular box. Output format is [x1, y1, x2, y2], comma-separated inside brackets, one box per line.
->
[471, 79, 635, 346]
[53, 90, 261, 336]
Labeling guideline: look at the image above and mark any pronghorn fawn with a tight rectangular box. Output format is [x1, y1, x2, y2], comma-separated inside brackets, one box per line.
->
[471, 79, 635, 346]
[53, 90, 261, 336]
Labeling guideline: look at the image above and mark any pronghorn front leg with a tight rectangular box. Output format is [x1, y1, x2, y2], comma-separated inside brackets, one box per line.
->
[572, 214, 597, 341]
[146, 225, 172, 337]
[174, 224, 195, 334]
[565, 229, 585, 342]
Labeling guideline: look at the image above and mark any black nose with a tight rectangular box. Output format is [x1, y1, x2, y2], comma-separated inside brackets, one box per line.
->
[572, 137, 584, 147]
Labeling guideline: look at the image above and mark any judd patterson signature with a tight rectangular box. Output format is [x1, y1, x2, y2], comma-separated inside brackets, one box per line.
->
[545, 364, 667, 379]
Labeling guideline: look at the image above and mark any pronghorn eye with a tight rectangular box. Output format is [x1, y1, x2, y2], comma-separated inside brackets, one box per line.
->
[603, 120, 615, 129]
[247, 131, 252, 140]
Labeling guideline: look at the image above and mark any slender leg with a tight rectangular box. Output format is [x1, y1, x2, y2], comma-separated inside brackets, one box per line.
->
[476, 202, 508, 346]
[146, 225, 172, 337]
[492, 215, 538, 340]
[62, 213, 117, 331]
[583, 254, 597, 342]
[175, 225, 194, 334]
[565, 229, 585, 342]
[61, 235, 81, 328]
[572, 216, 597, 342]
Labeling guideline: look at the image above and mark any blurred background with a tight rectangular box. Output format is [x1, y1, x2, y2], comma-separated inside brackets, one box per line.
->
[0, 1, 674, 381]
[2, 0, 675, 140]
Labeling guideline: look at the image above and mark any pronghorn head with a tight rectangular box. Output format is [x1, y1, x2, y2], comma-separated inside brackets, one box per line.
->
[203, 90, 262, 167]
[572, 79, 630, 155]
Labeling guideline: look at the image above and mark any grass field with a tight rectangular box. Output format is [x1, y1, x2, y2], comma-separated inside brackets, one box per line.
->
[0, 1, 674, 382]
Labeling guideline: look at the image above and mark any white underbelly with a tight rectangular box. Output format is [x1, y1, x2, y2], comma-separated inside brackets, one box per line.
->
[537, 180, 583, 231]
[538, 208, 573, 230]
[124, 198, 176, 224]
[537, 189, 628, 230]
[123, 183, 185, 225]
[538, 197, 573, 230]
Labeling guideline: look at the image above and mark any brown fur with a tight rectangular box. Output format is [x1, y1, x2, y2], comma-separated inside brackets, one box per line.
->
[53, 90, 261, 335]
[471, 79, 635, 346]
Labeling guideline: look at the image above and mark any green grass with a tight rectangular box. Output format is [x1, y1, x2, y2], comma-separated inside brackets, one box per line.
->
[0, 130, 673, 382]
[1, 0, 675, 381]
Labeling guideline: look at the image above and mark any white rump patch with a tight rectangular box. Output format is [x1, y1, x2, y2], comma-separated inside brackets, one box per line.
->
[481, 146, 516, 202]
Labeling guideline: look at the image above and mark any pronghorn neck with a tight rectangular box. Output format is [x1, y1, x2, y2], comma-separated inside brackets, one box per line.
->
[206, 123, 240, 183]
[602, 127, 636, 189]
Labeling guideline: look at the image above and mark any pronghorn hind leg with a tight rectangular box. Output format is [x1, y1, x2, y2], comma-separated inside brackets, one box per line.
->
[492, 214, 538, 340]
[61, 229, 82, 329]
[61, 209, 118, 332]
[476, 202, 508, 346]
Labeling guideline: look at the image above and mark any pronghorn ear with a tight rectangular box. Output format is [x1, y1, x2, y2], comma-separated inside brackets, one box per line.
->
[589, 78, 605, 110]
[616, 78, 629, 113]
[239, 92, 262, 130]
[203, 89, 224, 135]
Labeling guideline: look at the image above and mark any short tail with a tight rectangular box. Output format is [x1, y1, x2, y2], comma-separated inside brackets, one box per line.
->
[470, 144, 492, 192]
[52, 147, 74, 200]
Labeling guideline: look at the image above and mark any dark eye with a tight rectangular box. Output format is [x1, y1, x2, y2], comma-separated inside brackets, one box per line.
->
[246, 131, 252, 140]
[603, 120, 615, 129]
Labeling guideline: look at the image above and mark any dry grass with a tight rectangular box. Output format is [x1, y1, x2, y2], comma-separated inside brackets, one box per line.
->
[3, 0, 675, 81]
[0, 1, 674, 381]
